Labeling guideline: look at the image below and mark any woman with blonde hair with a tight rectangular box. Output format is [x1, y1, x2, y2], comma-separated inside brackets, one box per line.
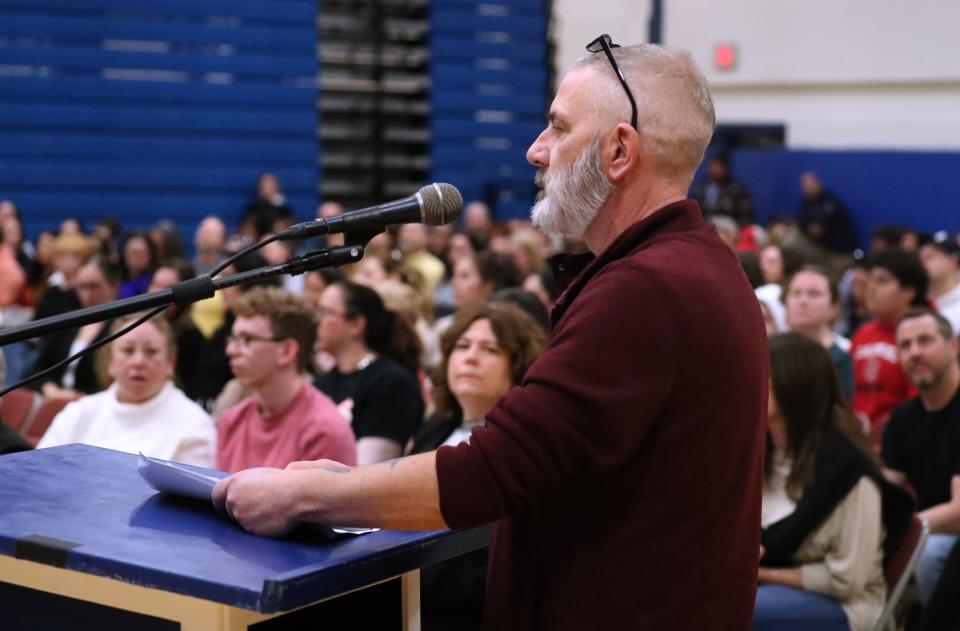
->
[37, 314, 215, 466]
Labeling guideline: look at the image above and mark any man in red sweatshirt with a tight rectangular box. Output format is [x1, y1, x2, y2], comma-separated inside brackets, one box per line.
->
[215, 39, 768, 630]
[851, 249, 928, 445]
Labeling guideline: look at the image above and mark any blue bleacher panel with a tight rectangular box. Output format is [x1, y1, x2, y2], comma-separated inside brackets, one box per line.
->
[2, 133, 316, 165]
[429, 1, 548, 219]
[0, 0, 315, 24]
[430, 0, 545, 10]
[0, 15, 316, 52]
[0, 0, 319, 243]
[431, 91, 544, 117]
[0, 76, 315, 109]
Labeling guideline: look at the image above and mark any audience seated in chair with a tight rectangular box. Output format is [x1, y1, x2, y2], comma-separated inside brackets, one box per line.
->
[147, 259, 206, 397]
[756, 333, 912, 631]
[189, 250, 279, 412]
[314, 281, 424, 465]
[407, 302, 546, 631]
[851, 249, 927, 445]
[0, 355, 32, 456]
[881, 308, 960, 605]
[434, 250, 524, 337]
[784, 265, 854, 400]
[28, 255, 121, 400]
[217, 287, 356, 472]
[37, 314, 215, 466]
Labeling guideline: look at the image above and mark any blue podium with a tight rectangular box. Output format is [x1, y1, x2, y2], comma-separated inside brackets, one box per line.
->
[0, 444, 489, 630]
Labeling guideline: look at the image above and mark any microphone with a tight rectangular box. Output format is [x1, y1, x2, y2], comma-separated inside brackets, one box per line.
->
[278, 182, 463, 241]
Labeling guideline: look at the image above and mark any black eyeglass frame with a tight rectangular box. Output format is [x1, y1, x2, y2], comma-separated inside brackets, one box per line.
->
[586, 34, 638, 131]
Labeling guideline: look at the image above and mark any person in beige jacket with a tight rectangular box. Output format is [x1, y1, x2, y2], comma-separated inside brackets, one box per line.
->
[757, 332, 913, 631]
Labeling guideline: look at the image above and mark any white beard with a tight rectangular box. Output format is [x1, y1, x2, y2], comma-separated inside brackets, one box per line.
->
[531, 136, 613, 239]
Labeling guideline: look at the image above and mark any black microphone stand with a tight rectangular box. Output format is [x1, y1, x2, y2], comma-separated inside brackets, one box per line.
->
[0, 244, 364, 348]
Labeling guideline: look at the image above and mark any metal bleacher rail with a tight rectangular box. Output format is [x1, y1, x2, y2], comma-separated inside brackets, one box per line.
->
[318, 0, 432, 206]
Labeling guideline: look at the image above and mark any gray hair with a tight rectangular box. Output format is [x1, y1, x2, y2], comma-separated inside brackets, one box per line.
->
[574, 44, 715, 186]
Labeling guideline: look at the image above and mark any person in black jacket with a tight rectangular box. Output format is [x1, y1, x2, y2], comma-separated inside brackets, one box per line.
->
[28, 256, 120, 399]
[0, 354, 32, 456]
[690, 154, 755, 226]
[798, 171, 858, 255]
[408, 302, 546, 631]
[147, 259, 206, 395]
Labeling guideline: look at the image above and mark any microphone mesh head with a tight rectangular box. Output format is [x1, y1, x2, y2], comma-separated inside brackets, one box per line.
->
[419, 183, 463, 225]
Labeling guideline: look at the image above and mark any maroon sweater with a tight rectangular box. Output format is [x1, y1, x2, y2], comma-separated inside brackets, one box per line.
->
[436, 200, 768, 630]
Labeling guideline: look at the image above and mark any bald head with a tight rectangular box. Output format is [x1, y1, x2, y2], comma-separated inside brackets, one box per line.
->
[195, 216, 225, 255]
[573, 44, 715, 186]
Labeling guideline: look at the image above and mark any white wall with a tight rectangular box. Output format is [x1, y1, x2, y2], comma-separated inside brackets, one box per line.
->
[552, 0, 960, 150]
[550, 0, 651, 84]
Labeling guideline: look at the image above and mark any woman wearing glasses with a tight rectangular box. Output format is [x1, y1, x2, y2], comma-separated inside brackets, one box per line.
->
[29, 255, 121, 400]
[314, 280, 424, 465]
[37, 314, 215, 466]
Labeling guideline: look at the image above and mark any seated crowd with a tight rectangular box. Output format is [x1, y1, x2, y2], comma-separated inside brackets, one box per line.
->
[1, 167, 960, 630]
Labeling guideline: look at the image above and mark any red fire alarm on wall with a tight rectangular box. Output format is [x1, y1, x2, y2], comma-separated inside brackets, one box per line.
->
[714, 43, 737, 70]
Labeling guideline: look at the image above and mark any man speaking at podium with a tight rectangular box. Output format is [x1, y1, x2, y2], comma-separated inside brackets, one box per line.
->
[215, 39, 767, 630]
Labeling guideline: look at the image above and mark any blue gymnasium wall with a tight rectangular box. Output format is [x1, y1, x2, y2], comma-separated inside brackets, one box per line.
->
[429, 0, 548, 221]
[0, 0, 319, 243]
[727, 148, 960, 248]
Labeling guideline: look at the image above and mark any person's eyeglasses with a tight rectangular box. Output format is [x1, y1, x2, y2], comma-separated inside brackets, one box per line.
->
[316, 305, 348, 319]
[586, 34, 638, 131]
[225, 333, 286, 350]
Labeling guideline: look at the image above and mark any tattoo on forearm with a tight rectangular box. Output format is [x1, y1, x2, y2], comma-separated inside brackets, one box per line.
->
[324, 465, 352, 474]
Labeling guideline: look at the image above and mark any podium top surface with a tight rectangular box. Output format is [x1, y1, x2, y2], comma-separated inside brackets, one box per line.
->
[0, 444, 488, 613]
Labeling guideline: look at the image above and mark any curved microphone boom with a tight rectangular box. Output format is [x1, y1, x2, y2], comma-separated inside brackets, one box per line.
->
[278, 183, 463, 241]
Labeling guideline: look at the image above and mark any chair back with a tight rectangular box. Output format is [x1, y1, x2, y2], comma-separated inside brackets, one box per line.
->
[872, 514, 929, 631]
[24, 397, 72, 446]
[0, 388, 40, 431]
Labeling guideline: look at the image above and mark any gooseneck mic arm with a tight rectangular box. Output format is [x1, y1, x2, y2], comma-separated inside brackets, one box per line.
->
[0, 245, 364, 397]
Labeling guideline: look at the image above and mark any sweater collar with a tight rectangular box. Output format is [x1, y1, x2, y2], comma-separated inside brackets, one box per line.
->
[108, 380, 175, 417]
[548, 199, 704, 327]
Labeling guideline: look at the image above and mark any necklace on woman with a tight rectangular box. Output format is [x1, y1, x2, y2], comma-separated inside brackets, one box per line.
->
[356, 352, 378, 371]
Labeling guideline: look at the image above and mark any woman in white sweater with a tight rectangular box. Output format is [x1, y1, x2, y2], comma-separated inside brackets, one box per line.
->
[38, 313, 215, 466]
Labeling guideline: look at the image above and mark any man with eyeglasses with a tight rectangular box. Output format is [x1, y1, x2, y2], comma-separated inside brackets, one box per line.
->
[216, 286, 356, 473]
[215, 37, 766, 630]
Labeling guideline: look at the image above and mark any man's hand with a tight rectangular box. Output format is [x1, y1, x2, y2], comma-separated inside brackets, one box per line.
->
[212, 467, 303, 537]
[212, 452, 446, 534]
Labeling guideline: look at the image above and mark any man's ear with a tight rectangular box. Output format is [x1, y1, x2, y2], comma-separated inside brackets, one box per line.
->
[279, 338, 300, 369]
[606, 123, 642, 182]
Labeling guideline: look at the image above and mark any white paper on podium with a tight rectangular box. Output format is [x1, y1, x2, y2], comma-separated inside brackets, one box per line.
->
[137, 452, 227, 501]
[136, 453, 378, 536]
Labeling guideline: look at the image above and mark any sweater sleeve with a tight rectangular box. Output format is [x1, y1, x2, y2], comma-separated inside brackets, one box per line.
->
[801, 476, 884, 599]
[172, 415, 216, 468]
[436, 263, 677, 527]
